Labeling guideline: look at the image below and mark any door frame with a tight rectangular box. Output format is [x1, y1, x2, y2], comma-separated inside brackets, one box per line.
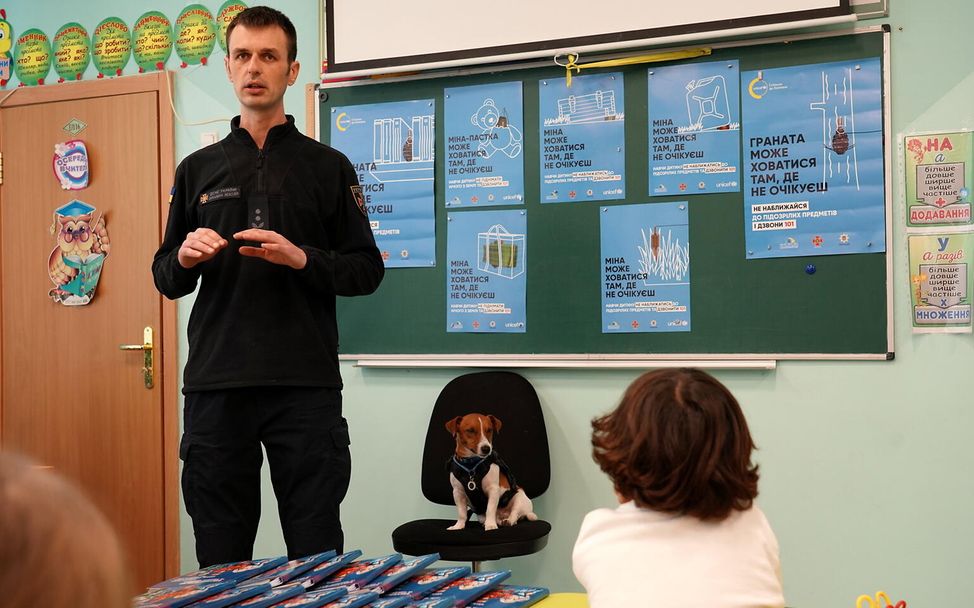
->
[0, 72, 179, 579]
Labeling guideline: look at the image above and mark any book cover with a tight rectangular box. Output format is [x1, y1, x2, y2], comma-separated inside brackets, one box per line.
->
[466, 585, 549, 607]
[234, 582, 306, 607]
[294, 550, 363, 589]
[133, 580, 235, 608]
[183, 580, 273, 608]
[321, 589, 381, 608]
[364, 553, 439, 593]
[151, 556, 288, 590]
[315, 553, 402, 591]
[246, 550, 337, 587]
[363, 596, 411, 608]
[267, 585, 348, 608]
[423, 571, 511, 608]
[408, 598, 454, 608]
[385, 567, 471, 601]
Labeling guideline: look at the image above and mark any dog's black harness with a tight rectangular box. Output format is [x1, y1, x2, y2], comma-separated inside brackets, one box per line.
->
[447, 452, 519, 516]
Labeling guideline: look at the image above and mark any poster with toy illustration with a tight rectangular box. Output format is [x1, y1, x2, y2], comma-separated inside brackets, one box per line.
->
[446, 209, 527, 333]
[741, 58, 885, 259]
[600, 201, 690, 333]
[538, 72, 625, 203]
[444, 81, 524, 208]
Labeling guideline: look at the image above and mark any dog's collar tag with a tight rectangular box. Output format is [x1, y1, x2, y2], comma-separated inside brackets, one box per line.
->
[467, 478, 477, 491]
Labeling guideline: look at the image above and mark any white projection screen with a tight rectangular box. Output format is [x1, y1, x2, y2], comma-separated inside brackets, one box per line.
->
[324, 0, 852, 76]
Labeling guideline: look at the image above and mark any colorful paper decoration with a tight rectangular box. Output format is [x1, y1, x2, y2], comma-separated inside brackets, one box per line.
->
[53, 140, 89, 190]
[48, 200, 110, 306]
[53, 22, 90, 82]
[133, 11, 173, 73]
[92, 17, 131, 78]
[0, 10, 13, 87]
[216, 1, 247, 53]
[175, 4, 217, 67]
[13, 28, 50, 86]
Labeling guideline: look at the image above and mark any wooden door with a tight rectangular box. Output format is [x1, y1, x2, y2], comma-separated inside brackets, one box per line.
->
[0, 73, 178, 591]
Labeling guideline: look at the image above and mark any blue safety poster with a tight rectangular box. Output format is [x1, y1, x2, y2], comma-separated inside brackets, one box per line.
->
[741, 58, 885, 259]
[446, 209, 527, 333]
[648, 60, 741, 196]
[444, 81, 525, 208]
[601, 202, 691, 333]
[538, 72, 625, 203]
[330, 99, 436, 268]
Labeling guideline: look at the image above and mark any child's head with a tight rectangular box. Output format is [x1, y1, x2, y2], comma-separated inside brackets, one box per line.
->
[0, 452, 133, 608]
[591, 368, 759, 521]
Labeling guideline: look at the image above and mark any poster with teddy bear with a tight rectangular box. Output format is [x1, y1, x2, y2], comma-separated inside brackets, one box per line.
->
[444, 82, 525, 208]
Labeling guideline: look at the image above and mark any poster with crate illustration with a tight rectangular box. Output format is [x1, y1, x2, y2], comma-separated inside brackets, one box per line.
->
[601, 201, 690, 333]
[446, 209, 526, 333]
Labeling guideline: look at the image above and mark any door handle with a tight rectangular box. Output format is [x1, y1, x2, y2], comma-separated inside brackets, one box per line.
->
[119, 326, 154, 389]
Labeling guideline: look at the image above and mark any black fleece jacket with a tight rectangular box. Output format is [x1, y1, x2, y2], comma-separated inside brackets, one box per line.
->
[152, 115, 383, 392]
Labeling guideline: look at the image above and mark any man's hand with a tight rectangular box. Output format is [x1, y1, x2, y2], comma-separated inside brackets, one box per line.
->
[178, 228, 228, 269]
[234, 229, 308, 269]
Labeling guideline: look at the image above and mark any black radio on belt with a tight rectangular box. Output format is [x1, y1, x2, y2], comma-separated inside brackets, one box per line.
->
[244, 193, 268, 247]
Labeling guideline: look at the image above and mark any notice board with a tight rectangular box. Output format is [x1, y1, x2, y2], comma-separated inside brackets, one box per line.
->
[320, 29, 892, 362]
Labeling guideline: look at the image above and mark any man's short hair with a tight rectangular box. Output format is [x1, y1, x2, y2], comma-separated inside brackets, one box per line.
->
[591, 368, 760, 521]
[225, 6, 298, 63]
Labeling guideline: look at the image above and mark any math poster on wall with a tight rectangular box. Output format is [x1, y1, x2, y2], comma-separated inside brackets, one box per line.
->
[446, 209, 527, 333]
[904, 131, 973, 229]
[331, 100, 436, 267]
[444, 81, 524, 208]
[601, 201, 690, 333]
[648, 60, 741, 196]
[908, 233, 974, 333]
[538, 72, 625, 203]
[741, 58, 886, 259]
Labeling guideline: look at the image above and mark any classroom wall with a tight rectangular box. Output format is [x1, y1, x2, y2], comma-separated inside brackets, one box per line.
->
[7, 1, 972, 606]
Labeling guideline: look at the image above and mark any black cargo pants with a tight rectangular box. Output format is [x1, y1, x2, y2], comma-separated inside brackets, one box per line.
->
[179, 386, 351, 567]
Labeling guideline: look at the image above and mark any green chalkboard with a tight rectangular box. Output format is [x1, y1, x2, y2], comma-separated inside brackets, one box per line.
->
[322, 30, 891, 359]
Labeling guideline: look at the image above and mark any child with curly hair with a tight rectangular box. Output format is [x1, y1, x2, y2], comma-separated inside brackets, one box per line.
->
[572, 368, 784, 608]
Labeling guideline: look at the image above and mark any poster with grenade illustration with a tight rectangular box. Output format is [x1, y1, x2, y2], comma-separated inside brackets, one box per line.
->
[741, 58, 885, 259]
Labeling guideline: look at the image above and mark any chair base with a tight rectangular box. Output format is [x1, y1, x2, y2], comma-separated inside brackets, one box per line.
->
[392, 518, 551, 562]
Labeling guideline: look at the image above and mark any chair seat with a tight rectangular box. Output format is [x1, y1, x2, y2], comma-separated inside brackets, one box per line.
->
[392, 518, 551, 562]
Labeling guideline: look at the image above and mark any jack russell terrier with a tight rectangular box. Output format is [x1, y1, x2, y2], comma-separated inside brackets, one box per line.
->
[445, 413, 537, 531]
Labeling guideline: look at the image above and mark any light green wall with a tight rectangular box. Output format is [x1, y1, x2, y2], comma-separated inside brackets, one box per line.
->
[8, 2, 973, 606]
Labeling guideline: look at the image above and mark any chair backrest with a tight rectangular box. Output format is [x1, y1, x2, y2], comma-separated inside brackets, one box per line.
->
[421, 371, 550, 506]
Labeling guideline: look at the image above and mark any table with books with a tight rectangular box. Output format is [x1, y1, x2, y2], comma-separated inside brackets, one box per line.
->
[134, 549, 553, 608]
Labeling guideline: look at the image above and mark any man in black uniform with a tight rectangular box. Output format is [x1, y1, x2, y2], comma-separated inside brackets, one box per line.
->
[152, 6, 383, 567]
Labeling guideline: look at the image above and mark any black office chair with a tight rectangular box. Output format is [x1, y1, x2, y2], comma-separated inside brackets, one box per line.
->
[391, 371, 551, 571]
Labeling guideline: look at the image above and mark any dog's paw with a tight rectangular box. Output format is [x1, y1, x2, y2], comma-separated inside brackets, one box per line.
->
[447, 521, 466, 531]
[484, 520, 499, 531]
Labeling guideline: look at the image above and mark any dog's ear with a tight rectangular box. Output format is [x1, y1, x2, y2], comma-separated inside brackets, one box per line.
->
[445, 416, 463, 435]
[488, 415, 502, 433]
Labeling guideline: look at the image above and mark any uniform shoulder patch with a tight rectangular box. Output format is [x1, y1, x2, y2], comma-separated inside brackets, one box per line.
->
[350, 185, 367, 217]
